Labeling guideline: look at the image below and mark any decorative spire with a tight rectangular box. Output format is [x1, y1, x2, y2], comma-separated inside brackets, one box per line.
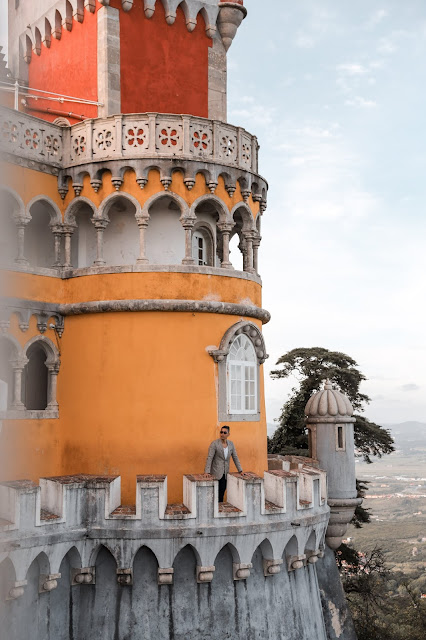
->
[217, 1, 247, 51]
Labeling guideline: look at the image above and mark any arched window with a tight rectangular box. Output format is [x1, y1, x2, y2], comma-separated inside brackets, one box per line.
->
[191, 225, 214, 266]
[209, 322, 267, 422]
[192, 230, 206, 265]
[227, 334, 257, 414]
[24, 342, 48, 410]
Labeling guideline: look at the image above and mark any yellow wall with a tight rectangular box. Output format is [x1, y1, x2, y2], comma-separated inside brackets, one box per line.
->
[1, 311, 268, 503]
[1, 163, 267, 504]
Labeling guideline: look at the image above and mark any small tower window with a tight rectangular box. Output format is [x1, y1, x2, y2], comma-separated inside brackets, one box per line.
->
[336, 425, 346, 451]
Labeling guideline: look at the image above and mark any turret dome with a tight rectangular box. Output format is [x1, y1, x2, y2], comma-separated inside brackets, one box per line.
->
[305, 381, 353, 419]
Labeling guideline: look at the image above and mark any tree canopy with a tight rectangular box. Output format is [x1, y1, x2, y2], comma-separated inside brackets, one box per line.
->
[268, 347, 394, 463]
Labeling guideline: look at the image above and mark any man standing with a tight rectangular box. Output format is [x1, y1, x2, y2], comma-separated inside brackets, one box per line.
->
[204, 426, 243, 502]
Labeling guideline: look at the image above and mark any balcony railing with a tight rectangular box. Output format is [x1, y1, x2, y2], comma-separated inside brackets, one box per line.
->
[0, 108, 259, 173]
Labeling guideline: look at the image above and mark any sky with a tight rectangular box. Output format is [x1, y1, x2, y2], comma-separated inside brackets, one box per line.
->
[1, 1, 425, 428]
[227, 0, 426, 428]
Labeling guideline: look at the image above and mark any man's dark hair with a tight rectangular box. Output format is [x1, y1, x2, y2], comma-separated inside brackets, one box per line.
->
[222, 425, 230, 432]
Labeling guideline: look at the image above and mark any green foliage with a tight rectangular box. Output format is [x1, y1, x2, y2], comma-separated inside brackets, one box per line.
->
[268, 347, 394, 462]
[341, 549, 426, 640]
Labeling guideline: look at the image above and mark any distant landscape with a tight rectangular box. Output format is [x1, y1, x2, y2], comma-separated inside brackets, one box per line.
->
[268, 421, 426, 589]
[348, 421, 426, 592]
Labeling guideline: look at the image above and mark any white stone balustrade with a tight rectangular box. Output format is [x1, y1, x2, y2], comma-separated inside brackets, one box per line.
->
[0, 107, 259, 173]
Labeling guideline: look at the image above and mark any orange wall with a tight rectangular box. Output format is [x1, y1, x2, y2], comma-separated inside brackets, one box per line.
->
[1, 312, 268, 504]
[26, 9, 98, 123]
[116, 1, 210, 116]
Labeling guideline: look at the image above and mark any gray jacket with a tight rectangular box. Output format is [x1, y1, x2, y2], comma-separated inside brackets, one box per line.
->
[204, 439, 242, 479]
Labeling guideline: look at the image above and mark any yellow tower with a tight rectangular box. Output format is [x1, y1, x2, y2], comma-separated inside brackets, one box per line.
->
[0, 0, 269, 503]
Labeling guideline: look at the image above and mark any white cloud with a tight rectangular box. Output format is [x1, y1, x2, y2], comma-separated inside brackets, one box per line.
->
[337, 63, 369, 76]
[345, 96, 377, 108]
[366, 9, 389, 29]
[295, 32, 315, 49]
[377, 37, 397, 54]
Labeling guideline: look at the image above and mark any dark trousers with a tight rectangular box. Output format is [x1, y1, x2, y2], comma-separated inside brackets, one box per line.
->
[218, 474, 227, 502]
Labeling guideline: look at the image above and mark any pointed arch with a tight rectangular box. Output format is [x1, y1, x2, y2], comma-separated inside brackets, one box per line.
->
[26, 195, 62, 225]
[190, 193, 231, 224]
[64, 196, 96, 225]
[230, 201, 255, 232]
[141, 190, 188, 217]
[98, 191, 142, 221]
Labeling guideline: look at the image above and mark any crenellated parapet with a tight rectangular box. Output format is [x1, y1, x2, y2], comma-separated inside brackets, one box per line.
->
[0, 466, 329, 586]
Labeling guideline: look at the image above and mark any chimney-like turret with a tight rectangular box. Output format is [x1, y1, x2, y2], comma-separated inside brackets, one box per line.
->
[305, 381, 362, 549]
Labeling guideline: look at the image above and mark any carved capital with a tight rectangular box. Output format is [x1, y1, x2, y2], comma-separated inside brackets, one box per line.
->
[180, 215, 196, 230]
[135, 214, 150, 229]
[92, 218, 109, 231]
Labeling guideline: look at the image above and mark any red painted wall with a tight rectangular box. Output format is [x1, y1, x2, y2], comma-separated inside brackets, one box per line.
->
[118, 2, 211, 117]
[27, 8, 98, 124]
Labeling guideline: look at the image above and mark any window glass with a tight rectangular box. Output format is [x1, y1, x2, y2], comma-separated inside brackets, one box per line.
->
[227, 335, 257, 414]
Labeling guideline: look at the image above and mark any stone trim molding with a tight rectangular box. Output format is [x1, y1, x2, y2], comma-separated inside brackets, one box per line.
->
[208, 319, 268, 364]
[3, 263, 262, 283]
[58, 299, 271, 324]
[209, 320, 268, 422]
[1, 298, 65, 336]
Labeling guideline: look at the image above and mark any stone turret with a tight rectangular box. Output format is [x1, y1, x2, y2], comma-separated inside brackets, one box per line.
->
[305, 381, 362, 549]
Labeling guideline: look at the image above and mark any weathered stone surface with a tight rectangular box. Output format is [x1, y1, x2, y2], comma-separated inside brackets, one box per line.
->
[317, 546, 358, 640]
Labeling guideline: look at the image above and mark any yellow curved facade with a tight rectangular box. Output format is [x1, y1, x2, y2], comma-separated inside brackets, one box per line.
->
[1, 163, 268, 503]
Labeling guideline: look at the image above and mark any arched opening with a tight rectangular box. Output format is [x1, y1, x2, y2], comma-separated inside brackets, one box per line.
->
[191, 223, 215, 266]
[211, 545, 238, 630]
[0, 339, 16, 410]
[71, 202, 97, 268]
[78, 546, 117, 639]
[193, 200, 219, 266]
[103, 196, 139, 266]
[145, 195, 185, 265]
[50, 547, 81, 638]
[171, 545, 198, 635]
[23, 342, 48, 410]
[229, 231, 244, 270]
[26, 200, 57, 268]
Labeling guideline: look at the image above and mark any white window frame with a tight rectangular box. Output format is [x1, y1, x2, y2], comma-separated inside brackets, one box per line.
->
[226, 334, 258, 415]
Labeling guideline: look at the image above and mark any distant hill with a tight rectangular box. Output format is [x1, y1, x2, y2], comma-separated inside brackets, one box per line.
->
[267, 421, 426, 452]
[384, 421, 426, 454]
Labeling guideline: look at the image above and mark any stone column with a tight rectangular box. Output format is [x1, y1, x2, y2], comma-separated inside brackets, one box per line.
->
[135, 214, 150, 265]
[47, 362, 60, 410]
[10, 357, 28, 410]
[252, 234, 261, 275]
[180, 216, 196, 265]
[13, 215, 30, 266]
[92, 219, 109, 266]
[217, 222, 234, 269]
[62, 224, 76, 268]
[244, 231, 255, 273]
[50, 224, 63, 267]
